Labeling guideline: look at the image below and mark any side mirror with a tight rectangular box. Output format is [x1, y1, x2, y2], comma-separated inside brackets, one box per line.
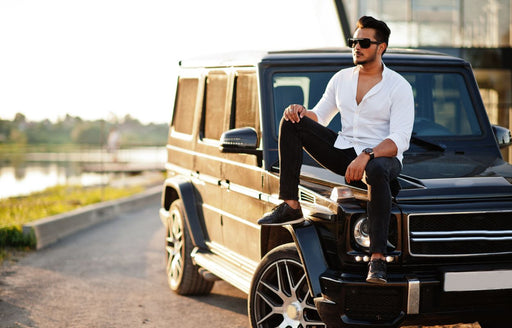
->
[220, 127, 262, 162]
[220, 127, 262, 166]
[220, 127, 258, 149]
[492, 125, 512, 149]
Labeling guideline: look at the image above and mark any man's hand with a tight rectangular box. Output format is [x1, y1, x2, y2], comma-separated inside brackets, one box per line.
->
[345, 154, 370, 183]
[284, 104, 307, 123]
[345, 139, 398, 183]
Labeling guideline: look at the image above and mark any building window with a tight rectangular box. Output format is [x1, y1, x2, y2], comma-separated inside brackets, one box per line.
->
[462, 0, 510, 47]
[342, 0, 511, 48]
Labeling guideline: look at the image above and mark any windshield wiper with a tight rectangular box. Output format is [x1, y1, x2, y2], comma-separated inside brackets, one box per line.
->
[411, 134, 446, 152]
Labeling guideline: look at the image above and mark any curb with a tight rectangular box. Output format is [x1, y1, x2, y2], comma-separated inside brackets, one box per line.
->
[22, 185, 162, 250]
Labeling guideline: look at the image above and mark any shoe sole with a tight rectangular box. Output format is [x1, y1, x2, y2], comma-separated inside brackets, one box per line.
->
[258, 217, 305, 226]
[366, 277, 387, 284]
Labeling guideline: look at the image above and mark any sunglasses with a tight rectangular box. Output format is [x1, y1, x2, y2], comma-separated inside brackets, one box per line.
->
[347, 38, 382, 49]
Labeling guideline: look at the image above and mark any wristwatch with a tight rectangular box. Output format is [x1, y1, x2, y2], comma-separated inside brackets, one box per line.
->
[362, 148, 374, 160]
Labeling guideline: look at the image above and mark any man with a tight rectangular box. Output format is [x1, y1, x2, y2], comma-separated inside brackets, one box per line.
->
[258, 16, 415, 284]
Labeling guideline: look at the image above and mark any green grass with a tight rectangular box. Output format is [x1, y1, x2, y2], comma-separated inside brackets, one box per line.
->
[0, 143, 79, 154]
[0, 184, 144, 253]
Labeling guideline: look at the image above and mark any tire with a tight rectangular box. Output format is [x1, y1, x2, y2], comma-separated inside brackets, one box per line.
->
[248, 243, 326, 328]
[165, 199, 214, 295]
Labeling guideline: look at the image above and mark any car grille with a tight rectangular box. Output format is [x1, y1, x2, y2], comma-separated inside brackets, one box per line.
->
[299, 189, 316, 203]
[408, 211, 512, 257]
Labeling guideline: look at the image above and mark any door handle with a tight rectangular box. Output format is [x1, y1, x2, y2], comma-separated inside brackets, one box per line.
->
[219, 180, 230, 189]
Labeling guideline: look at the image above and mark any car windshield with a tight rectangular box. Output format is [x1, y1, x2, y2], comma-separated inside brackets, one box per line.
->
[272, 70, 483, 140]
[272, 72, 341, 137]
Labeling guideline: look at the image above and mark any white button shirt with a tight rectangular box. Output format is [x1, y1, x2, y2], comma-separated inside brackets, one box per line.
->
[312, 63, 415, 164]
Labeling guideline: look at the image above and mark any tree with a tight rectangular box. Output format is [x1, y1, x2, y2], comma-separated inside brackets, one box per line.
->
[9, 128, 27, 144]
[71, 122, 105, 145]
[13, 113, 26, 124]
[0, 119, 12, 143]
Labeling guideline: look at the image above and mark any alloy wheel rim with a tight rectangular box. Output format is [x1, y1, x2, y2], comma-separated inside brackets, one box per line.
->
[254, 258, 326, 328]
[166, 207, 184, 289]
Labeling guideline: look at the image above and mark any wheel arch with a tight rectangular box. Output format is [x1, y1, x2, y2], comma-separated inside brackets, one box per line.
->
[288, 222, 329, 298]
[259, 222, 328, 298]
[161, 176, 207, 249]
[259, 225, 294, 258]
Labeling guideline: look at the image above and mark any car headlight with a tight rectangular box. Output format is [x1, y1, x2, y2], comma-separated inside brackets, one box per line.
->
[353, 215, 370, 248]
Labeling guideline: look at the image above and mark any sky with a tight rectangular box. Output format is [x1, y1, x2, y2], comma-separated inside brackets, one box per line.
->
[0, 0, 344, 124]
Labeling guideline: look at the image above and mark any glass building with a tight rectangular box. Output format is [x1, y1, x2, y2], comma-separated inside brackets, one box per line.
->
[338, 0, 512, 161]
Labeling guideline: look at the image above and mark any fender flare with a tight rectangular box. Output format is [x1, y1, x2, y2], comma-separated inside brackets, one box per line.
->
[162, 176, 207, 249]
[287, 222, 328, 297]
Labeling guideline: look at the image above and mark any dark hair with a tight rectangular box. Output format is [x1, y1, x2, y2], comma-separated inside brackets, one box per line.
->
[356, 16, 391, 46]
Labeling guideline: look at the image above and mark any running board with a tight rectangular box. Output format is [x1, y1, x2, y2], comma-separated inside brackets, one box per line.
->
[191, 249, 254, 294]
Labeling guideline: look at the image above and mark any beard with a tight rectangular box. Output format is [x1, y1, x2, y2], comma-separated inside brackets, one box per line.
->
[353, 48, 379, 65]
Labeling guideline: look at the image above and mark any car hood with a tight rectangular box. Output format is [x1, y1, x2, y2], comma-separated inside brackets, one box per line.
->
[401, 152, 512, 179]
[299, 153, 512, 203]
[397, 153, 512, 202]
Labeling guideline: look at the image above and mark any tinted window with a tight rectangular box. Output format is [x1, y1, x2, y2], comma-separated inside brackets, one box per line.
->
[233, 70, 259, 132]
[402, 72, 482, 137]
[272, 72, 340, 138]
[203, 71, 230, 140]
[173, 77, 198, 135]
[272, 71, 482, 140]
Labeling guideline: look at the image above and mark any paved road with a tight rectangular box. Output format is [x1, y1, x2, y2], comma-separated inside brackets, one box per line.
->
[0, 198, 482, 328]
[0, 199, 249, 328]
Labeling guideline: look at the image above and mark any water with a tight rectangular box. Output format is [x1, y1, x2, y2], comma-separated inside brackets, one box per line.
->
[0, 147, 166, 199]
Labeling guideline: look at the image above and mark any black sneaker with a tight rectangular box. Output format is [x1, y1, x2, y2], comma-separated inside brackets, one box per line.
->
[257, 202, 304, 226]
[366, 259, 387, 284]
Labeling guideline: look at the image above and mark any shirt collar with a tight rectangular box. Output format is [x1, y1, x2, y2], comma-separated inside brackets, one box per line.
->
[353, 61, 388, 77]
[382, 62, 389, 79]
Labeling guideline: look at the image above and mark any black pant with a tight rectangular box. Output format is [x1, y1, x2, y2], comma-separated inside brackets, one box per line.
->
[278, 117, 401, 254]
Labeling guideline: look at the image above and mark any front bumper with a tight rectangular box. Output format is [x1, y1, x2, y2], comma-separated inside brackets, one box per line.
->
[314, 270, 512, 328]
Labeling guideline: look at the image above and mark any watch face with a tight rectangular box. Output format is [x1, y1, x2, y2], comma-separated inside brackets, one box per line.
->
[363, 148, 374, 159]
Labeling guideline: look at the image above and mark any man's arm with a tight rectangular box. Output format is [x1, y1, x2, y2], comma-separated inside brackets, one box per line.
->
[372, 138, 398, 157]
[387, 79, 415, 156]
[344, 138, 397, 183]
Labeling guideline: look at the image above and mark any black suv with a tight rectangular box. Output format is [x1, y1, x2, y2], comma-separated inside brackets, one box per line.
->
[159, 49, 512, 328]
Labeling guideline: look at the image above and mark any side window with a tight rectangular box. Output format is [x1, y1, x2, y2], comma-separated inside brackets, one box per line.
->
[202, 70, 230, 140]
[233, 70, 259, 133]
[172, 77, 198, 135]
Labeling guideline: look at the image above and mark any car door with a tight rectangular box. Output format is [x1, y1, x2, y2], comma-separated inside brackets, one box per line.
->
[219, 69, 265, 262]
[194, 69, 232, 246]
